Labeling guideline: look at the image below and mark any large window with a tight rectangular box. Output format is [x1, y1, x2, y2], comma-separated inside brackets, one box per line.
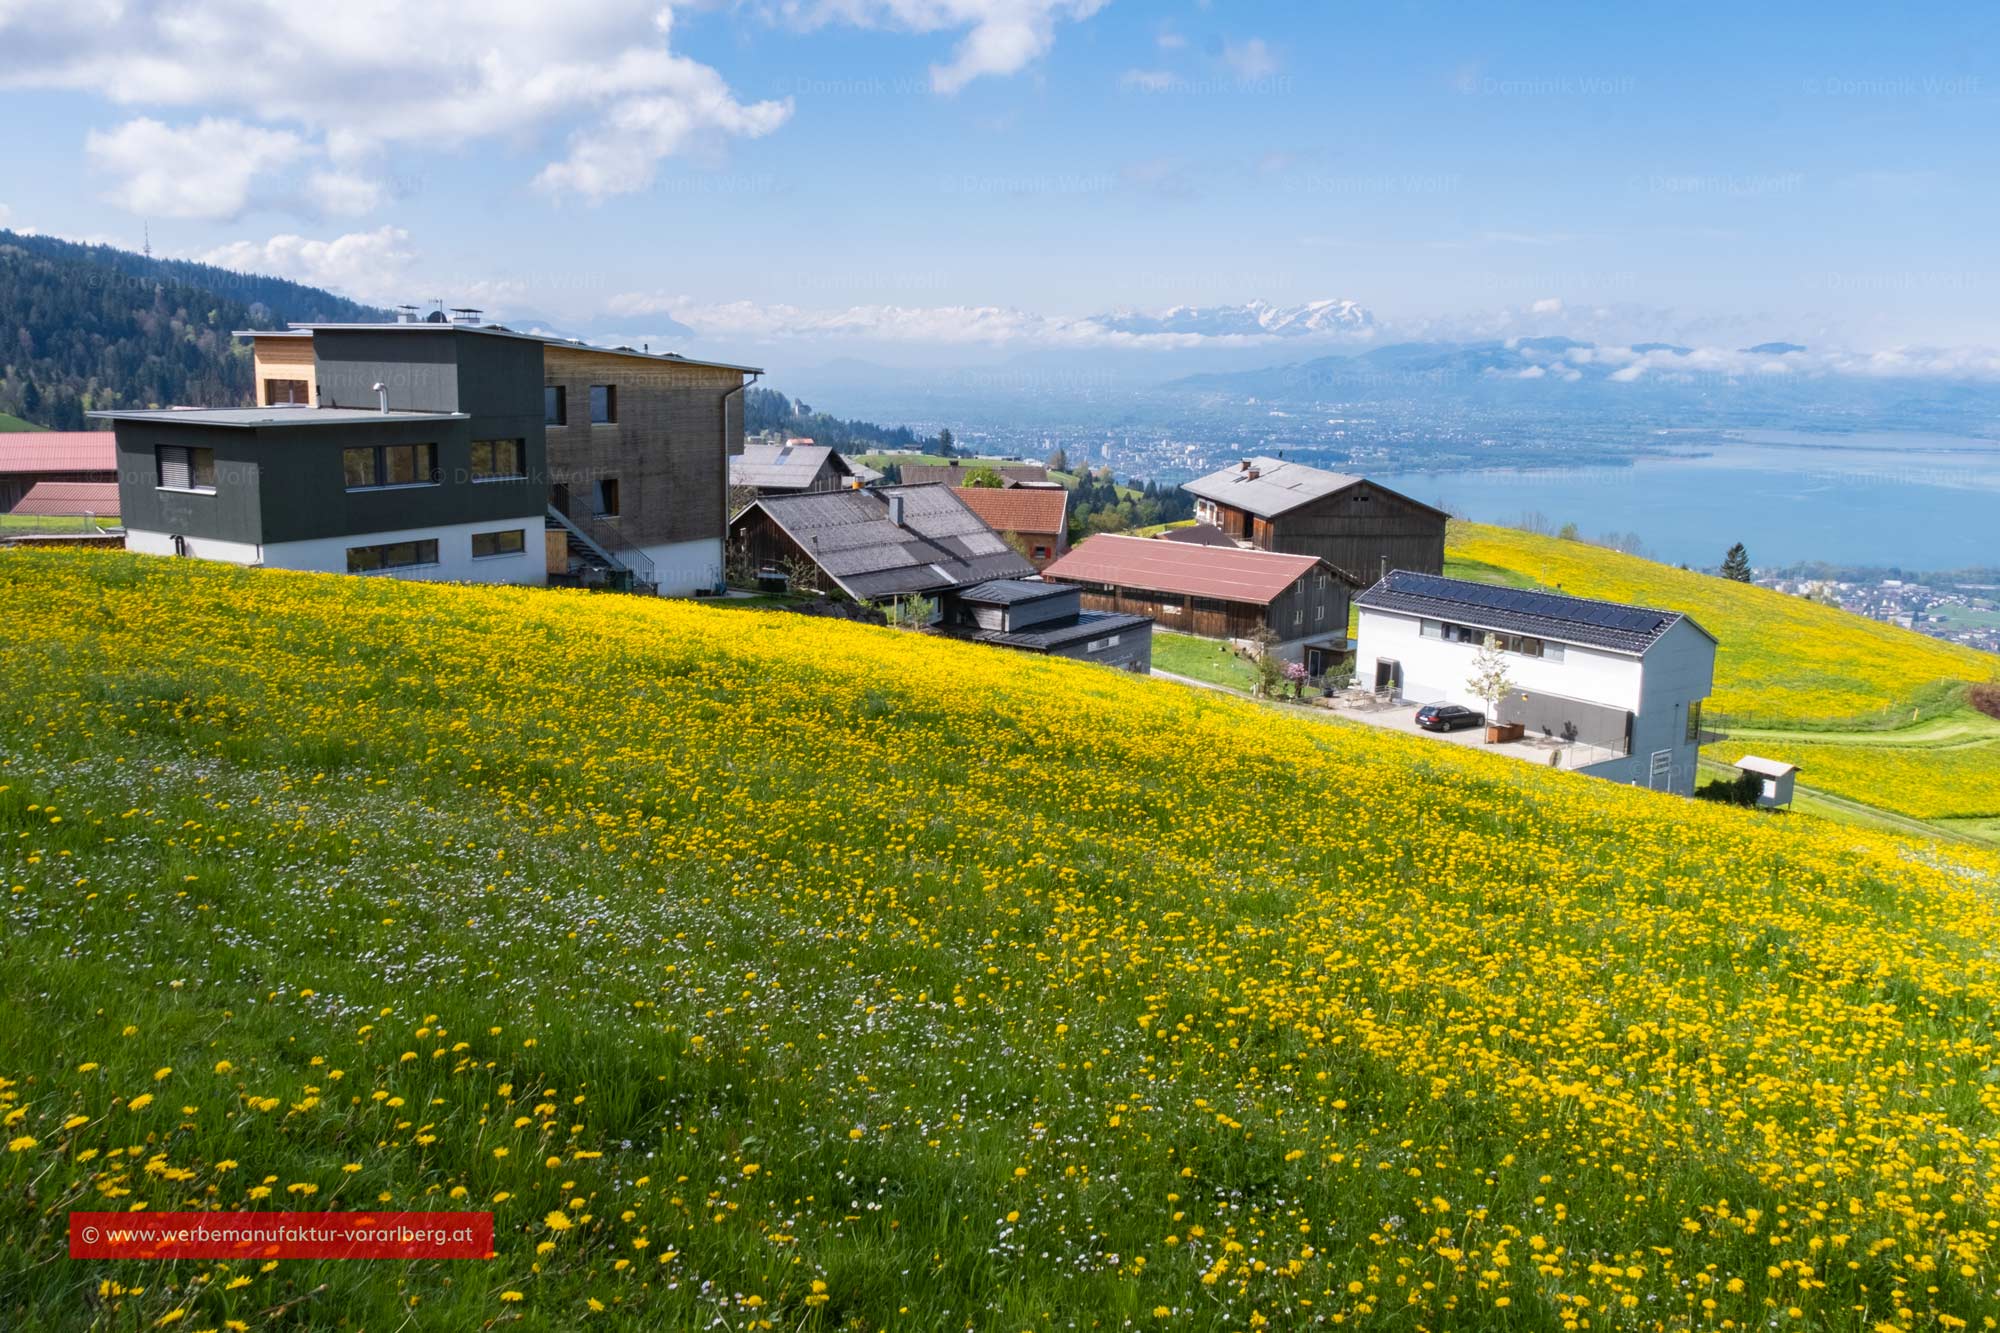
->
[469, 438, 525, 481]
[589, 384, 617, 424]
[1685, 700, 1704, 743]
[594, 478, 621, 517]
[264, 378, 309, 405]
[343, 443, 438, 490]
[544, 386, 567, 426]
[156, 444, 216, 493]
[1419, 618, 1563, 661]
[472, 528, 527, 559]
[346, 539, 439, 573]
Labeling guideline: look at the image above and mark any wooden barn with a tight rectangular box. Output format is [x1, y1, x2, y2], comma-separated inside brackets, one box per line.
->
[1182, 457, 1446, 578]
[1041, 533, 1357, 673]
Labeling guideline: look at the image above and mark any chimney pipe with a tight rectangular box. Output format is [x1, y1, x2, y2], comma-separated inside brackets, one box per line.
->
[888, 493, 905, 528]
[373, 382, 388, 413]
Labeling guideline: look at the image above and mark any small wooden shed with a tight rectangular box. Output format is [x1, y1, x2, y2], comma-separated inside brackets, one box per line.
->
[1733, 755, 1800, 808]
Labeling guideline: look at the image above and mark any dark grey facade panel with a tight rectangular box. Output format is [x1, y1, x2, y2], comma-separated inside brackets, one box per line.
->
[115, 422, 266, 545]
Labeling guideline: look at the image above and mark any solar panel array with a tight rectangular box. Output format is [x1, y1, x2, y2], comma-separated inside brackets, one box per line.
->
[1356, 571, 1684, 654]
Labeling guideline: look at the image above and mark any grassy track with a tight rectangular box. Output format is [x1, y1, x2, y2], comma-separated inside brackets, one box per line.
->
[4, 550, 2000, 1330]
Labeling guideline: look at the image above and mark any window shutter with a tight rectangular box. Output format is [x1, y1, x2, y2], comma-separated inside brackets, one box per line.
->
[158, 445, 192, 490]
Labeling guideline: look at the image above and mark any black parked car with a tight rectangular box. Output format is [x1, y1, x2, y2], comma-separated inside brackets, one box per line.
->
[1414, 702, 1485, 732]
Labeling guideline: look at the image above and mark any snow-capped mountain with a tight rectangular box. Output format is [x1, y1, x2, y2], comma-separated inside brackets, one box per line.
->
[1092, 298, 1374, 338]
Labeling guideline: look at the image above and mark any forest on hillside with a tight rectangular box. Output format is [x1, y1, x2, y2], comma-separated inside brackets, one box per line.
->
[0, 230, 386, 428]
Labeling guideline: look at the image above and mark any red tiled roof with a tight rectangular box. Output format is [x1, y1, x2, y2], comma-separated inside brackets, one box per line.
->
[951, 485, 1069, 538]
[0, 432, 117, 475]
[1042, 533, 1322, 606]
[9, 480, 120, 517]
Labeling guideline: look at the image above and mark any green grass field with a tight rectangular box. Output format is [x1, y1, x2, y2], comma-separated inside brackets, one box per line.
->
[1148, 630, 1260, 691]
[5, 549, 1999, 1330]
[0, 412, 46, 432]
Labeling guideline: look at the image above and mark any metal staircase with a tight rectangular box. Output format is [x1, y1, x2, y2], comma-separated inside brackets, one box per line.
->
[545, 504, 656, 593]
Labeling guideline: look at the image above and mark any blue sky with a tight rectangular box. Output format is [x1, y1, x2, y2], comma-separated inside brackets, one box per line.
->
[1, 1, 1996, 361]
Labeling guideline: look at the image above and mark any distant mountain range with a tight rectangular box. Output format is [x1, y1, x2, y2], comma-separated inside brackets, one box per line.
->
[1091, 298, 1374, 339]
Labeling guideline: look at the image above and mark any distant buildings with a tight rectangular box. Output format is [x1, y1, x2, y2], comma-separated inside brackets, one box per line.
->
[950, 486, 1070, 570]
[95, 316, 760, 595]
[0, 432, 116, 512]
[900, 460, 1053, 488]
[1043, 533, 1356, 676]
[1355, 571, 1716, 795]
[1182, 457, 1447, 579]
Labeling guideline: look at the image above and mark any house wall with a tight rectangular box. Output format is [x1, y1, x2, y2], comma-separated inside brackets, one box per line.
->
[635, 537, 725, 598]
[1044, 625, 1152, 673]
[1618, 617, 1716, 795]
[252, 335, 318, 406]
[1356, 608, 1644, 710]
[313, 328, 464, 413]
[126, 516, 546, 586]
[1205, 483, 1447, 578]
[1062, 567, 1342, 653]
[543, 347, 746, 556]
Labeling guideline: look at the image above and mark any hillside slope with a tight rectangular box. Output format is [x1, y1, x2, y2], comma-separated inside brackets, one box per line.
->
[0, 229, 388, 427]
[1448, 521, 1997, 727]
[3, 551, 1999, 1330]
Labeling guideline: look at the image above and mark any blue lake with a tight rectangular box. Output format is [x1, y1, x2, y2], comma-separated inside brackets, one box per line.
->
[1376, 429, 2000, 571]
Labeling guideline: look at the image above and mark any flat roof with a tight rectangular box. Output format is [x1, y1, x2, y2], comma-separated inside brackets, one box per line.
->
[236, 322, 764, 375]
[89, 407, 470, 428]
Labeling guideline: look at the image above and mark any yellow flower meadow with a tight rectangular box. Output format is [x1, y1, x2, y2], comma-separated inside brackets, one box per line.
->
[1, 548, 1998, 1331]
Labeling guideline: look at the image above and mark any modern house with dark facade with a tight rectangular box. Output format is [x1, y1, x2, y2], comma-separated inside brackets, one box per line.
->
[1042, 533, 1358, 674]
[98, 316, 760, 594]
[1182, 457, 1447, 579]
[939, 579, 1153, 672]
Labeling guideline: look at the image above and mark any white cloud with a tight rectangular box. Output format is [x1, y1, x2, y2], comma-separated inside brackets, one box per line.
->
[305, 171, 387, 218]
[777, 1, 1109, 94]
[85, 117, 306, 219]
[1530, 297, 1564, 315]
[1, 1, 792, 209]
[1222, 37, 1278, 81]
[198, 226, 417, 304]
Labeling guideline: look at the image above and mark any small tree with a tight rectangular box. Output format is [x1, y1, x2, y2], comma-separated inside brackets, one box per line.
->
[1284, 660, 1308, 700]
[724, 540, 757, 590]
[781, 549, 822, 597]
[936, 428, 956, 457]
[1046, 446, 1069, 474]
[1249, 627, 1286, 698]
[1467, 636, 1515, 732]
[962, 466, 1005, 488]
[1557, 521, 1579, 541]
[1720, 542, 1753, 582]
[886, 593, 936, 630]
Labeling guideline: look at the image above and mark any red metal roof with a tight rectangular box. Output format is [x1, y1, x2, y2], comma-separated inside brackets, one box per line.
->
[951, 485, 1069, 538]
[1042, 534, 1323, 606]
[0, 432, 117, 475]
[9, 480, 120, 517]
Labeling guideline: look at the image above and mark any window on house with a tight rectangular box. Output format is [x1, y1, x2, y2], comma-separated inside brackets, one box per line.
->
[264, 378, 309, 405]
[595, 478, 620, 517]
[1032, 545, 1049, 560]
[343, 443, 438, 490]
[1317, 602, 1327, 622]
[156, 444, 217, 493]
[1685, 700, 1703, 743]
[346, 538, 439, 573]
[545, 386, 567, 426]
[472, 528, 527, 559]
[469, 438, 525, 481]
[589, 384, 616, 424]
[1294, 608, 1304, 629]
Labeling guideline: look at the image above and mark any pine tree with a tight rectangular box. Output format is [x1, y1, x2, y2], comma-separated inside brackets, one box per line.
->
[1720, 543, 1753, 582]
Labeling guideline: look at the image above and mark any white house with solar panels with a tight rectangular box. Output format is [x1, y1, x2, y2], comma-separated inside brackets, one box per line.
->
[1354, 571, 1718, 795]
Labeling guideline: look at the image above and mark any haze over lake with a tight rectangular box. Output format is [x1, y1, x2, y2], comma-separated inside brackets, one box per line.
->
[1377, 430, 2000, 572]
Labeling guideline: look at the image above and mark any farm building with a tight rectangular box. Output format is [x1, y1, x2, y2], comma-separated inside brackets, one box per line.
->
[1182, 457, 1446, 578]
[0, 432, 117, 512]
[729, 442, 857, 498]
[939, 579, 1153, 671]
[950, 485, 1070, 570]
[1041, 533, 1356, 674]
[1354, 571, 1717, 795]
[727, 483, 1034, 606]
[1732, 755, 1800, 808]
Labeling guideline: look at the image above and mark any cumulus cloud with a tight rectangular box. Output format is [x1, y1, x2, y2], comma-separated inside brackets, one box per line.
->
[304, 171, 388, 218]
[198, 226, 417, 304]
[85, 117, 305, 219]
[1222, 37, 1279, 81]
[1, 1, 793, 209]
[775, 1, 1109, 94]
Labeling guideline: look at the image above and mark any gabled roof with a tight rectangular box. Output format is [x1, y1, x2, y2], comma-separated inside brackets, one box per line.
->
[951, 485, 1069, 538]
[730, 443, 851, 492]
[900, 461, 1049, 487]
[0, 432, 117, 474]
[1042, 533, 1332, 606]
[1734, 755, 1801, 778]
[9, 480, 120, 516]
[1182, 457, 1446, 521]
[737, 483, 1034, 600]
[1157, 522, 1240, 547]
[1354, 571, 1715, 655]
